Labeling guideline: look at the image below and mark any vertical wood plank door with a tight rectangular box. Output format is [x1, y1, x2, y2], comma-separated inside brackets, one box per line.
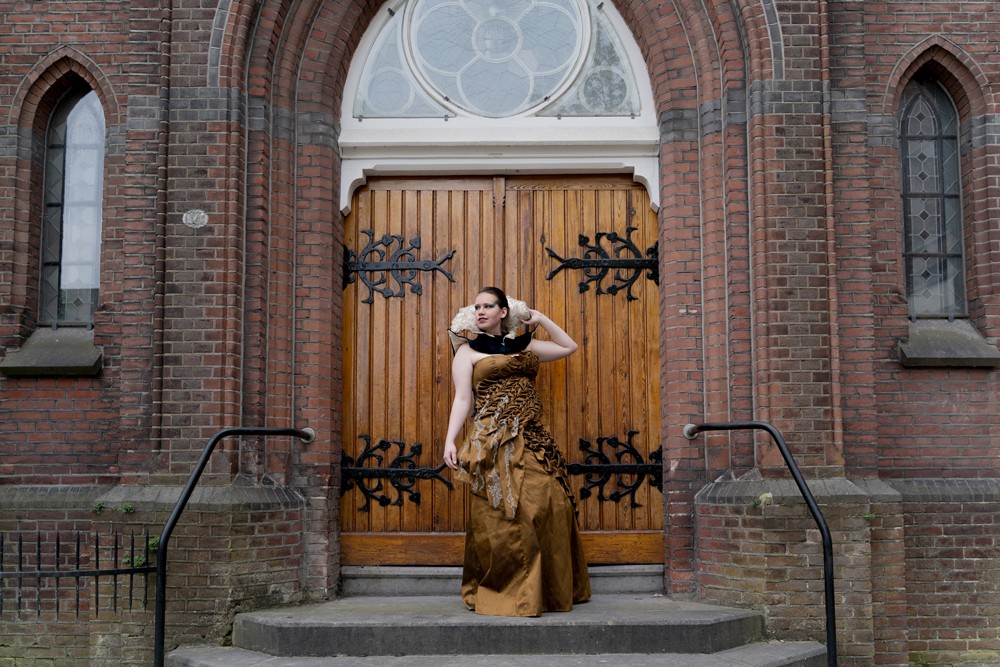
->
[341, 175, 663, 566]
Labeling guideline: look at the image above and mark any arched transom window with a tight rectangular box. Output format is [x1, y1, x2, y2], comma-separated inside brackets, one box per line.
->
[354, 0, 639, 119]
[340, 0, 659, 212]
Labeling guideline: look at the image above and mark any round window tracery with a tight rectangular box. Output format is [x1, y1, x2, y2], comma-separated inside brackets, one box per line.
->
[352, 0, 640, 120]
[404, 0, 589, 117]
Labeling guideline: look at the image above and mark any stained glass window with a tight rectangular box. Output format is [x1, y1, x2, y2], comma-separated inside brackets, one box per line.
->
[40, 90, 105, 326]
[900, 79, 966, 319]
[353, 0, 639, 119]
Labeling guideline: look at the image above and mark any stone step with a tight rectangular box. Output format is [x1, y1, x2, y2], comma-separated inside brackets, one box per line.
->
[340, 565, 664, 596]
[167, 594, 827, 667]
[168, 643, 829, 667]
[228, 594, 765, 657]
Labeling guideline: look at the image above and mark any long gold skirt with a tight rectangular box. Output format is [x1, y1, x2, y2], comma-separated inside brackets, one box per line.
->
[461, 452, 591, 617]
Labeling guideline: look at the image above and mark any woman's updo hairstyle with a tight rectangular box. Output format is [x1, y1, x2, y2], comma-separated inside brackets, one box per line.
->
[478, 286, 510, 315]
[447, 287, 531, 352]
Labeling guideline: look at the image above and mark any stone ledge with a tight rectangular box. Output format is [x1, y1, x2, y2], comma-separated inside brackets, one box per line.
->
[898, 319, 1000, 368]
[695, 475, 1000, 506]
[887, 478, 1000, 503]
[0, 327, 103, 377]
[0, 484, 304, 512]
[0, 485, 108, 509]
[694, 470, 870, 505]
[97, 485, 305, 511]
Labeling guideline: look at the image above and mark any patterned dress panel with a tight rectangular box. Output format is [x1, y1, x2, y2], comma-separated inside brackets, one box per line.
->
[455, 352, 576, 519]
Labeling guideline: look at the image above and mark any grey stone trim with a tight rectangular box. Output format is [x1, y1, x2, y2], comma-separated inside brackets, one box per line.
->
[850, 478, 903, 503]
[126, 94, 162, 132]
[107, 127, 126, 157]
[700, 98, 722, 136]
[867, 111, 1000, 150]
[96, 484, 305, 511]
[747, 79, 823, 118]
[208, 0, 234, 88]
[888, 478, 1000, 503]
[0, 484, 305, 513]
[3, 125, 40, 162]
[659, 107, 699, 144]
[867, 113, 897, 148]
[725, 87, 747, 127]
[273, 104, 295, 144]
[298, 111, 339, 151]
[969, 114, 1000, 149]
[695, 470, 869, 505]
[248, 95, 270, 133]
[761, 0, 784, 80]
[898, 319, 1000, 368]
[0, 327, 102, 377]
[0, 485, 109, 510]
[830, 88, 867, 125]
[0, 125, 16, 158]
[168, 87, 244, 126]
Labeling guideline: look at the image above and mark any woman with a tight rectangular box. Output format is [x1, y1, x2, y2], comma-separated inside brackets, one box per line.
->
[443, 287, 591, 617]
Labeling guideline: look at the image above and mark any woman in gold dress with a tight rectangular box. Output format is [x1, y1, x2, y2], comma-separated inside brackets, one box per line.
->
[443, 287, 591, 617]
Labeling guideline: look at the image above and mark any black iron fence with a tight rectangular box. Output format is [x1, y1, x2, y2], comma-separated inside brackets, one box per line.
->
[0, 529, 157, 619]
[0, 426, 315, 667]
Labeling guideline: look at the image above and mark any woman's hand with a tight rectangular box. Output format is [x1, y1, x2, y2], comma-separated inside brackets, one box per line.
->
[521, 308, 543, 326]
[444, 442, 458, 470]
[523, 309, 578, 361]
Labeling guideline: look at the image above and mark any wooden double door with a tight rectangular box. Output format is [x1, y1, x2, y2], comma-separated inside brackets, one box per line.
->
[341, 175, 663, 566]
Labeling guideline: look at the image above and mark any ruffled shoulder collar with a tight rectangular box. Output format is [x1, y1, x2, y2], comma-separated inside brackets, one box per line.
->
[446, 296, 532, 354]
[454, 327, 535, 355]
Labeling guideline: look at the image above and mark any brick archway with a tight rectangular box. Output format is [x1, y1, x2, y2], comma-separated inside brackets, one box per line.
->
[234, 0, 757, 597]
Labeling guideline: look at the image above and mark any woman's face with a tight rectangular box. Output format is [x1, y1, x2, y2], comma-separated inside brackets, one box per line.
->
[473, 292, 507, 335]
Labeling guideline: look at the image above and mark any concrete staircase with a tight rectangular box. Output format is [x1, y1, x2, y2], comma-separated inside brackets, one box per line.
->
[166, 566, 827, 667]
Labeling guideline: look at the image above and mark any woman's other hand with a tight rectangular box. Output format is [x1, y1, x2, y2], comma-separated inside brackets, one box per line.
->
[444, 442, 458, 470]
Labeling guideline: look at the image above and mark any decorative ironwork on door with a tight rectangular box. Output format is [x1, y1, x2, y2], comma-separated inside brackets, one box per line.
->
[342, 431, 662, 510]
[566, 431, 663, 508]
[545, 225, 658, 301]
[343, 229, 456, 303]
[342, 435, 453, 511]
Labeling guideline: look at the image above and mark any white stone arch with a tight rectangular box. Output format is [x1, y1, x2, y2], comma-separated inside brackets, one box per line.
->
[339, 0, 659, 213]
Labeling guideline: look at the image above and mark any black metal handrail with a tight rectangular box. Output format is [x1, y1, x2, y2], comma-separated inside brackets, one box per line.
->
[153, 426, 315, 667]
[682, 420, 837, 666]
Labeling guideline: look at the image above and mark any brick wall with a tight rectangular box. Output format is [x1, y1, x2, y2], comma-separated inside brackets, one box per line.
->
[0, 1, 162, 485]
[0, 0, 999, 665]
[0, 486, 304, 666]
[696, 478, 892, 667]
[896, 481, 1000, 666]
[827, 0, 1000, 480]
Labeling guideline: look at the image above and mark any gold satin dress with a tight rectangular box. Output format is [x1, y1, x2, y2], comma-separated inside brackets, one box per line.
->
[454, 352, 591, 616]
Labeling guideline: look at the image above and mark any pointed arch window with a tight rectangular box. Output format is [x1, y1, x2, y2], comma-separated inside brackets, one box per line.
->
[40, 89, 105, 326]
[899, 78, 965, 319]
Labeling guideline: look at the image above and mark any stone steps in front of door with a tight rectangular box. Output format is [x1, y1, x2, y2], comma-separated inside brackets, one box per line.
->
[167, 644, 828, 666]
[340, 564, 664, 596]
[166, 594, 827, 667]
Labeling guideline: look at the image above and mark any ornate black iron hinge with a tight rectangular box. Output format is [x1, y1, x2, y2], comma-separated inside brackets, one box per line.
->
[545, 226, 658, 301]
[341, 434, 454, 511]
[566, 430, 663, 507]
[343, 229, 456, 303]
